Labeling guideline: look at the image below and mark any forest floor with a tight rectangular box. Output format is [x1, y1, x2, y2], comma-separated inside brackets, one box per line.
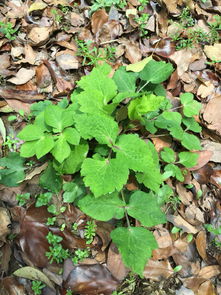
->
[0, 0, 221, 295]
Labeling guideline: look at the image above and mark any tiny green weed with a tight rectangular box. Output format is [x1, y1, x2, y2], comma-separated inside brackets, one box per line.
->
[3, 135, 20, 152]
[134, 13, 150, 37]
[46, 232, 70, 263]
[66, 290, 73, 295]
[138, 0, 149, 12]
[0, 21, 18, 40]
[31, 281, 46, 295]
[84, 220, 96, 244]
[90, 0, 126, 12]
[72, 248, 90, 264]
[16, 193, 31, 206]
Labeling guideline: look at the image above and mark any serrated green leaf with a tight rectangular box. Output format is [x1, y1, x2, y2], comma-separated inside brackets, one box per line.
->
[17, 124, 44, 141]
[136, 169, 162, 192]
[128, 94, 166, 120]
[81, 157, 129, 197]
[113, 66, 137, 92]
[51, 134, 71, 163]
[139, 60, 173, 84]
[111, 227, 158, 276]
[127, 191, 166, 227]
[164, 164, 184, 181]
[181, 132, 201, 151]
[178, 152, 199, 168]
[155, 111, 182, 130]
[169, 126, 184, 140]
[40, 162, 62, 193]
[63, 127, 80, 145]
[77, 63, 117, 104]
[114, 134, 154, 172]
[161, 147, 176, 163]
[59, 142, 89, 174]
[20, 141, 37, 158]
[0, 152, 25, 186]
[63, 181, 85, 203]
[182, 117, 202, 133]
[35, 134, 55, 159]
[180, 93, 201, 117]
[75, 113, 119, 146]
[78, 193, 125, 221]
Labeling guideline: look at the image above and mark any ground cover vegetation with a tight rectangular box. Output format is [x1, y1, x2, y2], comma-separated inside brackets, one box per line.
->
[0, 0, 221, 294]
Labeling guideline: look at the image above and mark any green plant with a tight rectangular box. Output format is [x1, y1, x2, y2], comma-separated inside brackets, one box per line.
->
[51, 8, 63, 23]
[35, 192, 53, 207]
[0, 21, 18, 40]
[17, 60, 202, 276]
[72, 248, 90, 264]
[90, 0, 127, 12]
[138, 0, 149, 12]
[84, 220, 96, 244]
[3, 135, 20, 152]
[46, 232, 70, 263]
[178, 7, 195, 27]
[134, 13, 150, 37]
[76, 39, 115, 66]
[31, 280, 46, 295]
[66, 290, 73, 295]
[16, 193, 31, 206]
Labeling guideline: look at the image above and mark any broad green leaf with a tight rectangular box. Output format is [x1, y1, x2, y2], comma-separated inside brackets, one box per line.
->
[51, 134, 71, 163]
[136, 169, 162, 192]
[178, 152, 199, 168]
[128, 94, 165, 120]
[126, 56, 152, 72]
[127, 191, 166, 227]
[63, 181, 85, 203]
[155, 111, 182, 130]
[44, 105, 74, 132]
[181, 132, 201, 151]
[113, 66, 137, 92]
[31, 100, 52, 116]
[180, 93, 201, 117]
[60, 142, 89, 174]
[78, 193, 125, 221]
[164, 164, 184, 181]
[63, 127, 80, 145]
[77, 63, 117, 104]
[17, 124, 44, 141]
[112, 92, 138, 104]
[169, 126, 184, 140]
[111, 227, 158, 276]
[40, 162, 62, 193]
[114, 134, 154, 172]
[75, 113, 119, 146]
[35, 134, 55, 159]
[160, 147, 176, 163]
[81, 157, 129, 197]
[182, 117, 202, 133]
[20, 141, 37, 158]
[139, 60, 173, 84]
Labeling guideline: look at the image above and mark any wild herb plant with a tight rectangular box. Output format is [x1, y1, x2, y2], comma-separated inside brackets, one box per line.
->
[31, 280, 46, 295]
[0, 21, 18, 40]
[90, 0, 127, 12]
[17, 59, 202, 276]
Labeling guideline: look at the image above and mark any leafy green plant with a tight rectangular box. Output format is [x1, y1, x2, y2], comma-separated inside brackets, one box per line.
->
[31, 280, 46, 295]
[0, 21, 18, 40]
[46, 232, 70, 263]
[84, 220, 96, 244]
[134, 13, 150, 37]
[90, 0, 126, 12]
[16, 193, 31, 206]
[51, 8, 63, 23]
[137, 0, 149, 12]
[3, 135, 20, 151]
[17, 59, 202, 276]
[66, 290, 73, 295]
[76, 39, 115, 66]
[72, 248, 90, 264]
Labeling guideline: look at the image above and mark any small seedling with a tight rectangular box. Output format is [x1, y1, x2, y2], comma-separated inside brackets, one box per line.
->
[16, 193, 31, 206]
[51, 8, 63, 23]
[46, 217, 57, 226]
[173, 265, 182, 272]
[84, 220, 96, 244]
[0, 21, 18, 40]
[90, 0, 126, 12]
[72, 248, 90, 264]
[3, 135, 20, 152]
[171, 226, 181, 234]
[35, 192, 53, 207]
[187, 233, 193, 243]
[66, 290, 73, 295]
[138, 0, 149, 11]
[31, 280, 46, 295]
[134, 13, 150, 37]
[46, 232, 70, 263]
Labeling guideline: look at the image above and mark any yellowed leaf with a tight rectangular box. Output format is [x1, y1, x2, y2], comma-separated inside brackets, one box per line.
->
[126, 56, 152, 72]
[204, 44, 221, 61]
[28, 1, 47, 12]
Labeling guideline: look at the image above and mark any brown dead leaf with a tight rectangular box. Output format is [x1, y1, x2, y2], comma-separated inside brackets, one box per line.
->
[144, 259, 173, 281]
[176, 183, 193, 206]
[0, 208, 11, 242]
[107, 242, 129, 281]
[198, 280, 216, 295]
[23, 44, 37, 65]
[161, 0, 179, 14]
[70, 12, 85, 27]
[198, 265, 221, 279]
[63, 264, 119, 295]
[24, 163, 48, 181]
[0, 54, 10, 74]
[197, 81, 215, 98]
[36, 64, 52, 90]
[91, 9, 108, 34]
[0, 243, 11, 274]
[0, 276, 26, 295]
[124, 41, 142, 63]
[203, 96, 221, 136]
[8, 68, 35, 85]
[201, 140, 221, 163]
[196, 231, 208, 261]
[96, 221, 113, 251]
[204, 43, 221, 61]
[192, 164, 213, 185]
[0, 87, 44, 102]
[56, 50, 79, 70]
[28, 27, 52, 45]
[189, 150, 213, 171]
[167, 214, 199, 234]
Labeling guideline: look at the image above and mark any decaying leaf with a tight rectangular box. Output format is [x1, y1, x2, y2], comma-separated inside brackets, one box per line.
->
[203, 96, 221, 136]
[0, 208, 11, 242]
[204, 44, 221, 61]
[8, 68, 35, 85]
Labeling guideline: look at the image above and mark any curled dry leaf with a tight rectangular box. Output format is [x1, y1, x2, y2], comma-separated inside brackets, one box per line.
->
[56, 50, 79, 70]
[198, 280, 216, 295]
[8, 68, 35, 85]
[0, 276, 26, 295]
[198, 265, 221, 279]
[197, 81, 215, 98]
[196, 231, 208, 262]
[0, 207, 11, 242]
[167, 214, 198, 234]
[203, 96, 221, 135]
[28, 27, 52, 45]
[192, 164, 213, 184]
[204, 43, 221, 61]
[144, 259, 173, 281]
[91, 9, 108, 35]
[63, 264, 119, 295]
[107, 242, 129, 281]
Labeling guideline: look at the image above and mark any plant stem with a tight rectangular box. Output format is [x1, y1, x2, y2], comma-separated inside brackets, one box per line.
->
[137, 80, 150, 93]
[121, 190, 131, 228]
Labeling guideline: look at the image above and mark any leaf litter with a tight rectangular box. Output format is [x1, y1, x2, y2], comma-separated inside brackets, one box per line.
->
[0, 0, 221, 294]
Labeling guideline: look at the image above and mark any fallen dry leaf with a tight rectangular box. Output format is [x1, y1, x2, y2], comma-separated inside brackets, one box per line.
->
[0, 207, 11, 242]
[91, 9, 108, 35]
[167, 214, 198, 234]
[56, 50, 79, 70]
[28, 27, 52, 45]
[197, 81, 215, 98]
[8, 68, 35, 85]
[203, 96, 221, 136]
[195, 231, 208, 261]
[144, 259, 173, 281]
[201, 140, 221, 163]
[204, 43, 221, 61]
[189, 150, 213, 171]
[198, 280, 216, 295]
